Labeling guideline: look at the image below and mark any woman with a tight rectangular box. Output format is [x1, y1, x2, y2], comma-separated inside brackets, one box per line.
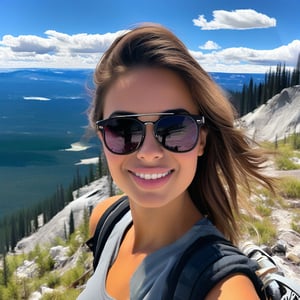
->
[78, 24, 274, 299]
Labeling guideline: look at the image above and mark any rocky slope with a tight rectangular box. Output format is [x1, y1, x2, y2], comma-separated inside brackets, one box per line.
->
[240, 85, 300, 141]
[16, 176, 111, 254]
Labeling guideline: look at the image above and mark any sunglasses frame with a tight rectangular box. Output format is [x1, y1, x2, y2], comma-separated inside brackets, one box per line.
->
[96, 112, 205, 155]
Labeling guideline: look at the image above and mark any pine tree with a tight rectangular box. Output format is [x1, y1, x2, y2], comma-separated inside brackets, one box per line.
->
[69, 210, 75, 238]
[89, 164, 95, 183]
[291, 53, 300, 86]
[2, 250, 9, 287]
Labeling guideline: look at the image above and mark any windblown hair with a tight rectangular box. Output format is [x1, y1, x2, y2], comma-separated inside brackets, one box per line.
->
[89, 24, 275, 243]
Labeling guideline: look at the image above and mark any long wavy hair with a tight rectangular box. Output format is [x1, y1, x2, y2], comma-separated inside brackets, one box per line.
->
[89, 24, 275, 243]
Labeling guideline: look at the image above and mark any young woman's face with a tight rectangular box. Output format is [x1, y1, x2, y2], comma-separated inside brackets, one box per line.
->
[100, 68, 206, 208]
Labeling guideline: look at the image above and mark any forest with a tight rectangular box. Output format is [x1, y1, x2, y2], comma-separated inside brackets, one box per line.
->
[231, 53, 300, 116]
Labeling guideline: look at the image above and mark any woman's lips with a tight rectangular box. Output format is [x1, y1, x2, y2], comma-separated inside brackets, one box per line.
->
[129, 169, 173, 188]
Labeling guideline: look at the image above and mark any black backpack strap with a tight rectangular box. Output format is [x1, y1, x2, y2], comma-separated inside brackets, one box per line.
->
[86, 195, 130, 270]
[163, 235, 266, 300]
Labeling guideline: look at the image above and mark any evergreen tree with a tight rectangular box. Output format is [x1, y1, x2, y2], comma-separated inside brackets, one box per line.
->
[66, 185, 74, 203]
[2, 250, 8, 287]
[108, 174, 114, 196]
[82, 207, 90, 240]
[89, 164, 95, 183]
[291, 53, 300, 86]
[84, 175, 89, 186]
[69, 210, 75, 238]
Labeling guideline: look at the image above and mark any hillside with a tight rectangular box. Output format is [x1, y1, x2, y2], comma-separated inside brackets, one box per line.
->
[241, 85, 300, 141]
[16, 177, 111, 254]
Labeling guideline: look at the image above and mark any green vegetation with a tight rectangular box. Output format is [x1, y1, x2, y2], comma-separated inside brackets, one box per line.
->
[241, 135, 300, 245]
[245, 216, 278, 245]
[291, 211, 300, 234]
[0, 223, 90, 300]
[279, 177, 300, 199]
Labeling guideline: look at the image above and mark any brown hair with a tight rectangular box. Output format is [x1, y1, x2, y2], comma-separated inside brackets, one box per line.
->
[89, 24, 275, 243]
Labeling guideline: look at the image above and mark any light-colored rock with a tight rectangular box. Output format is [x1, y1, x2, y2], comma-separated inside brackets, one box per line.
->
[15, 259, 39, 279]
[15, 176, 111, 254]
[241, 86, 300, 142]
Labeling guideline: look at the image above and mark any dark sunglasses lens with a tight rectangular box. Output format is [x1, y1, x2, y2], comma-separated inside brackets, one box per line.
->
[155, 115, 199, 152]
[103, 118, 143, 154]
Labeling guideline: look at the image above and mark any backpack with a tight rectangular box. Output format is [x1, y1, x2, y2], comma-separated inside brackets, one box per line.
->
[86, 196, 300, 300]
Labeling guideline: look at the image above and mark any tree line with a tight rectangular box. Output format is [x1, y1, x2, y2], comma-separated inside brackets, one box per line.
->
[230, 53, 300, 116]
[0, 152, 111, 256]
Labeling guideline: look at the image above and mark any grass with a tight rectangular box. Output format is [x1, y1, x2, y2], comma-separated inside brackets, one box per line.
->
[279, 177, 300, 198]
[291, 210, 300, 234]
[274, 143, 300, 170]
[262, 138, 300, 170]
[242, 214, 278, 245]
[41, 289, 81, 300]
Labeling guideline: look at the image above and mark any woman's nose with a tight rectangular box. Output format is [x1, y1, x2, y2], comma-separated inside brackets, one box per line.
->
[136, 125, 163, 161]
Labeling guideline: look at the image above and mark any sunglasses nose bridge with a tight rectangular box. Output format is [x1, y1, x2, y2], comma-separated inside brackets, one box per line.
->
[141, 120, 157, 139]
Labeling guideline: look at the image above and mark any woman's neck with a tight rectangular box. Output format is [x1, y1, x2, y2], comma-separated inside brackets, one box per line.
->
[128, 193, 202, 254]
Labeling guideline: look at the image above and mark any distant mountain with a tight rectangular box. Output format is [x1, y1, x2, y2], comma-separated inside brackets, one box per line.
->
[241, 86, 300, 142]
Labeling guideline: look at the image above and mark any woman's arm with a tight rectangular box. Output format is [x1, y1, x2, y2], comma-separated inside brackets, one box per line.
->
[205, 274, 260, 300]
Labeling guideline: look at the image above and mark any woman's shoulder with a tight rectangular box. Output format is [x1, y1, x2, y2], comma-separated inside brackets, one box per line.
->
[89, 194, 127, 236]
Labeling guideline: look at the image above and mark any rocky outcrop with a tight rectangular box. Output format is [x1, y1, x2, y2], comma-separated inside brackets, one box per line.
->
[241, 86, 300, 142]
[15, 177, 111, 254]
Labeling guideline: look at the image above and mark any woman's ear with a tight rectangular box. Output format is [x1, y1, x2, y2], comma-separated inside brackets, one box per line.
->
[97, 131, 103, 142]
[198, 128, 207, 156]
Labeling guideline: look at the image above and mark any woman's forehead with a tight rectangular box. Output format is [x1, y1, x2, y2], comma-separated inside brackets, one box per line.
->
[102, 67, 198, 117]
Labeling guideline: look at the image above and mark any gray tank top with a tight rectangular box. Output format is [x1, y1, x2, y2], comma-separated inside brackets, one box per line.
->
[77, 211, 223, 300]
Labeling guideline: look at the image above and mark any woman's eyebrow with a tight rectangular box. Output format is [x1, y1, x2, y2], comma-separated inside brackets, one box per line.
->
[109, 109, 190, 118]
[109, 111, 135, 118]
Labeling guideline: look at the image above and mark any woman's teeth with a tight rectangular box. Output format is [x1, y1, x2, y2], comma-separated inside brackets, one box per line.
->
[134, 171, 171, 180]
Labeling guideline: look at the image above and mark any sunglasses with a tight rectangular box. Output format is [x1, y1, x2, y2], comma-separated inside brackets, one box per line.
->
[96, 112, 205, 155]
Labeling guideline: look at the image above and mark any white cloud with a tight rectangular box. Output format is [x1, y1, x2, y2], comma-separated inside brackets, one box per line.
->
[193, 9, 276, 30]
[45, 30, 126, 53]
[0, 30, 299, 73]
[199, 40, 221, 50]
[0, 30, 127, 68]
[190, 40, 300, 73]
[2, 34, 56, 54]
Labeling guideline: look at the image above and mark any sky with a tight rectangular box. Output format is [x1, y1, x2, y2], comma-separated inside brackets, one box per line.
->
[0, 0, 299, 73]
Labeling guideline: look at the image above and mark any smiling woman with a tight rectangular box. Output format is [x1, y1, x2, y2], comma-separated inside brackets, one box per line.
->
[78, 24, 276, 300]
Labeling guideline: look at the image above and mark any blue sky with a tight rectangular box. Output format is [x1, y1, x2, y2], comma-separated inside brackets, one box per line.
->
[1, 0, 299, 72]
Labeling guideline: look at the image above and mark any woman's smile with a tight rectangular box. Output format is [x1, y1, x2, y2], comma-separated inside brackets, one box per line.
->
[132, 170, 172, 180]
[129, 168, 174, 189]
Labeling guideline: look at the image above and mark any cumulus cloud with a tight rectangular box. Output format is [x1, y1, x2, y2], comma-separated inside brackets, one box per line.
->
[45, 30, 125, 53]
[0, 29, 127, 68]
[193, 9, 276, 30]
[199, 40, 221, 50]
[0, 29, 299, 73]
[190, 40, 300, 73]
[2, 34, 56, 54]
